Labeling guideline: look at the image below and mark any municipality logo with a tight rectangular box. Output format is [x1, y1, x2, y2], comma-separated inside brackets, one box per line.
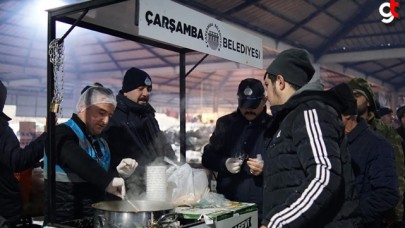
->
[205, 23, 222, 51]
[144, 78, 152, 86]
[244, 87, 253, 96]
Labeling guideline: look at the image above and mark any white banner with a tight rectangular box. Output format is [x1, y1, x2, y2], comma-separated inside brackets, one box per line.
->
[137, 0, 263, 69]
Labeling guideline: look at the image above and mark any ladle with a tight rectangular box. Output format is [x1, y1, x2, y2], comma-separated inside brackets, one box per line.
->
[164, 156, 179, 167]
[124, 196, 139, 212]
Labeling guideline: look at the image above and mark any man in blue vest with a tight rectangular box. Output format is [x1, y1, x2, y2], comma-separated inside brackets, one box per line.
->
[44, 85, 137, 224]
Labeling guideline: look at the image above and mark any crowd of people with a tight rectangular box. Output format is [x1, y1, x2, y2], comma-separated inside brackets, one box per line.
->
[203, 48, 405, 228]
[2, 48, 405, 228]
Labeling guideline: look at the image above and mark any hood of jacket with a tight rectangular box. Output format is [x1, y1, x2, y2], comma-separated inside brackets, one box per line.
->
[267, 80, 344, 138]
[270, 78, 325, 115]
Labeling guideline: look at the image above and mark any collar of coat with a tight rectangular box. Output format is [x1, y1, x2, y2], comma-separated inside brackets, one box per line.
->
[236, 106, 270, 125]
[116, 92, 156, 115]
[266, 90, 342, 138]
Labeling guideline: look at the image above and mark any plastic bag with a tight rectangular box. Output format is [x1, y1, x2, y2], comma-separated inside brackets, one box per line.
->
[166, 163, 209, 206]
[197, 192, 232, 208]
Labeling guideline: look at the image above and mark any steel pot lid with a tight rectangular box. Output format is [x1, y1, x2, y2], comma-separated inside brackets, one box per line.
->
[92, 200, 174, 213]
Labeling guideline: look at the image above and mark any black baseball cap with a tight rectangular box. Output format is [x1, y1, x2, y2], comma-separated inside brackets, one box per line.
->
[237, 78, 265, 109]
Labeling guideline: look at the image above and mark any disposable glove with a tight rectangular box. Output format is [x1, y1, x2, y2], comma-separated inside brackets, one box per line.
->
[225, 158, 243, 174]
[116, 158, 138, 178]
[105, 177, 126, 199]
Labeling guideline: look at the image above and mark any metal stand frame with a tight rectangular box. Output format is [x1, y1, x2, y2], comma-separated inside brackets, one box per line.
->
[46, 0, 210, 223]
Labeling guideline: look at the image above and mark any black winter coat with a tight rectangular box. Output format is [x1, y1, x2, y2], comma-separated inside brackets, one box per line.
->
[348, 119, 398, 226]
[202, 108, 271, 220]
[104, 92, 175, 196]
[0, 115, 46, 224]
[262, 91, 361, 228]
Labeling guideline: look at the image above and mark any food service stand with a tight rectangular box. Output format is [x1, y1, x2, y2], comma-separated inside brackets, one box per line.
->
[46, 0, 263, 226]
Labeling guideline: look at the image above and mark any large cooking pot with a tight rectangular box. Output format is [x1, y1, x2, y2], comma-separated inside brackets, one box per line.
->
[92, 200, 177, 228]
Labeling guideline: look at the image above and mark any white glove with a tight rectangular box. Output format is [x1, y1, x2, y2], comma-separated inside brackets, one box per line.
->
[105, 177, 126, 199]
[225, 158, 243, 174]
[116, 158, 138, 178]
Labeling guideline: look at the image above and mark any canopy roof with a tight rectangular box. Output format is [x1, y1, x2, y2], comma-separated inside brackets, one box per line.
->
[1, 0, 404, 117]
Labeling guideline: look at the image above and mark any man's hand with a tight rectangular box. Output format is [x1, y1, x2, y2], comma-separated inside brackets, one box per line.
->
[116, 158, 138, 178]
[247, 157, 264, 176]
[105, 177, 126, 199]
[225, 158, 243, 174]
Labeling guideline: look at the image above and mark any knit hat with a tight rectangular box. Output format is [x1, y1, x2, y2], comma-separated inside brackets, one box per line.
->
[237, 78, 265, 109]
[266, 48, 315, 87]
[397, 106, 405, 120]
[347, 78, 377, 112]
[328, 83, 357, 115]
[377, 107, 393, 117]
[0, 80, 11, 120]
[122, 67, 152, 93]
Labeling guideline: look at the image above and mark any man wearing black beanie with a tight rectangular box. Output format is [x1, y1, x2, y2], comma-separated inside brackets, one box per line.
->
[266, 48, 315, 88]
[121, 67, 152, 95]
[261, 48, 360, 227]
[103, 67, 176, 198]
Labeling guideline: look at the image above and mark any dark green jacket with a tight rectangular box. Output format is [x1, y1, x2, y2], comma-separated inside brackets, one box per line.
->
[368, 113, 405, 222]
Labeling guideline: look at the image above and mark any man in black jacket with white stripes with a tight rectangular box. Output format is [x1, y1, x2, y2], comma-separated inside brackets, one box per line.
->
[261, 48, 360, 228]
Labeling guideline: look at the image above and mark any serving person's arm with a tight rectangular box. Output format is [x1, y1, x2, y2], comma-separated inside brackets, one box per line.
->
[55, 125, 114, 190]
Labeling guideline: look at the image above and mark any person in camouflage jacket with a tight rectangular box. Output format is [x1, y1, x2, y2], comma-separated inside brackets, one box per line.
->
[348, 78, 405, 227]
